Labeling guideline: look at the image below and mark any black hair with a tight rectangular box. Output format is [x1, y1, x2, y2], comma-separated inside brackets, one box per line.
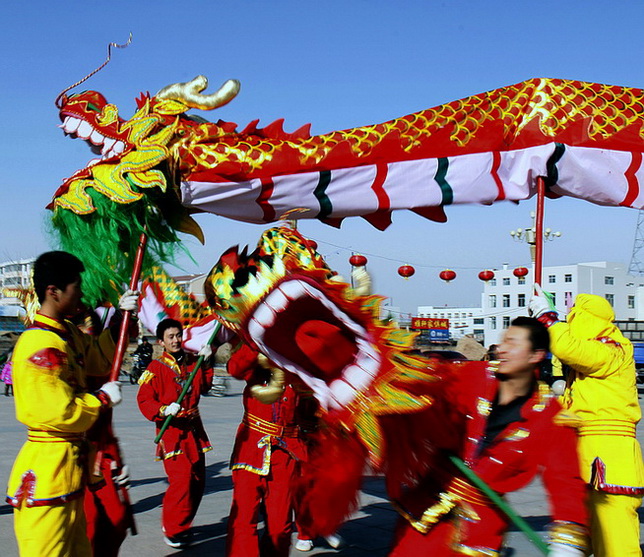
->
[156, 318, 183, 340]
[33, 251, 85, 303]
[510, 316, 550, 353]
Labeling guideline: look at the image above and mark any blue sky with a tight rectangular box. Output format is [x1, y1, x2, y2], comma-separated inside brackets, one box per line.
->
[2, 1, 644, 314]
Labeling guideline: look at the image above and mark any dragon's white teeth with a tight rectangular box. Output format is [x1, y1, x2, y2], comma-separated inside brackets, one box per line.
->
[89, 130, 104, 145]
[355, 351, 380, 378]
[76, 121, 93, 139]
[356, 337, 379, 363]
[64, 117, 81, 134]
[277, 281, 305, 301]
[328, 379, 358, 410]
[252, 302, 276, 329]
[342, 364, 374, 391]
[102, 137, 116, 154]
[87, 158, 101, 167]
[264, 288, 289, 313]
[112, 141, 125, 154]
[248, 317, 265, 343]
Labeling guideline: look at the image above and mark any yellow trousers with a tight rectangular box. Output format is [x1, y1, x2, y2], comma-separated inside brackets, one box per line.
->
[14, 498, 91, 557]
[590, 490, 642, 557]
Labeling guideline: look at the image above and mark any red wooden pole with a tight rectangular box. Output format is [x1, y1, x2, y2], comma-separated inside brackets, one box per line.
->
[533, 177, 546, 286]
[109, 231, 147, 382]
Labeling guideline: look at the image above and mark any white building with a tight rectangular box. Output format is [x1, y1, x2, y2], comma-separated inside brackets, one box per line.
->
[416, 305, 485, 342]
[0, 258, 35, 315]
[417, 261, 644, 347]
[482, 261, 644, 346]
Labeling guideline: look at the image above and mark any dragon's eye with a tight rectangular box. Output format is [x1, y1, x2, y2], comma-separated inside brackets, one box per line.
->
[232, 267, 254, 291]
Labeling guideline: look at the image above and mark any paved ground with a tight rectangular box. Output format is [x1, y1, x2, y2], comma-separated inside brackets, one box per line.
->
[1, 379, 643, 556]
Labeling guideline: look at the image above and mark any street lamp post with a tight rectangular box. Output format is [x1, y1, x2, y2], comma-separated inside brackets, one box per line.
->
[510, 211, 561, 277]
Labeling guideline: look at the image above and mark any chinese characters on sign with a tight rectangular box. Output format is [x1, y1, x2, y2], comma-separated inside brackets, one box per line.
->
[411, 318, 449, 330]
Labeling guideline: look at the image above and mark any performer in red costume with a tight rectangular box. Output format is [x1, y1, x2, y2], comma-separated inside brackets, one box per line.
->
[226, 342, 307, 557]
[76, 309, 135, 557]
[136, 318, 213, 549]
[390, 317, 589, 557]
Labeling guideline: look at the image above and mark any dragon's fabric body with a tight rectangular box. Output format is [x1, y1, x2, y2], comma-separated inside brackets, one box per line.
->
[51, 76, 644, 305]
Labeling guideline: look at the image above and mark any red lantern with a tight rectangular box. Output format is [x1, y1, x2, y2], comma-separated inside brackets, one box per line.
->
[349, 254, 368, 267]
[513, 267, 529, 278]
[478, 270, 495, 282]
[306, 239, 318, 251]
[439, 269, 457, 282]
[398, 264, 415, 279]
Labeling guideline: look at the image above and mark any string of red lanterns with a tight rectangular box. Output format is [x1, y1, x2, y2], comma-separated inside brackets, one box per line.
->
[344, 247, 527, 283]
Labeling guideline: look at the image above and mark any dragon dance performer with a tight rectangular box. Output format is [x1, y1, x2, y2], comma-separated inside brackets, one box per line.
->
[5, 251, 136, 557]
[225, 342, 308, 557]
[73, 309, 135, 557]
[390, 317, 589, 557]
[530, 288, 644, 557]
[136, 318, 214, 549]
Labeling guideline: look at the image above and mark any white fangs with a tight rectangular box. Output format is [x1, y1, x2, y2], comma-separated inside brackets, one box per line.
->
[249, 279, 380, 412]
[60, 115, 126, 162]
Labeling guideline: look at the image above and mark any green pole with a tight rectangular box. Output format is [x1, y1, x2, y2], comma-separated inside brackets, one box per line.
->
[448, 455, 550, 555]
[154, 321, 222, 444]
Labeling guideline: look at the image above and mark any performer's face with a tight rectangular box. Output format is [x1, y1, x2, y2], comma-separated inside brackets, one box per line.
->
[56, 278, 83, 318]
[160, 327, 183, 355]
[496, 326, 542, 378]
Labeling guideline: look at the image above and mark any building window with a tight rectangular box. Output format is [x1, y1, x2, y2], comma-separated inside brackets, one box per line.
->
[503, 294, 510, 308]
[518, 293, 526, 307]
[565, 292, 573, 308]
[605, 276, 614, 285]
[503, 316, 510, 329]
[489, 295, 497, 308]
[490, 278, 496, 286]
[503, 277, 510, 286]
[490, 316, 497, 329]
[565, 274, 572, 283]
[548, 274, 556, 284]
[551, 292, 556, 306]
[606, 293, 614, 306]
[473, 318, 484, 325]
[473, 329, 484, 335]
[628, 295, 635, 309]
[518, 276, 526, 285]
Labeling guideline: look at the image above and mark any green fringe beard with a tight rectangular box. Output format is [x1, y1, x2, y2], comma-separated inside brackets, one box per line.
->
[48, 189, 187, 308]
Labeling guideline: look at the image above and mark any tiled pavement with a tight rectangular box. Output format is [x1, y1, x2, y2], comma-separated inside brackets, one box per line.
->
[1, 379, 642, 556]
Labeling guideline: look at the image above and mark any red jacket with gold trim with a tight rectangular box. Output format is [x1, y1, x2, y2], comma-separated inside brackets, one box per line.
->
[227, 344, 307, 475]
[399, 361, 588, 530]
[137, 351, 213, 461]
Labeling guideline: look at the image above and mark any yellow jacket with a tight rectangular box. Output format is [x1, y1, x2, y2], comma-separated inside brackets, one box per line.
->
[549, 294, 644, 493]
[6, 314, 115, 507]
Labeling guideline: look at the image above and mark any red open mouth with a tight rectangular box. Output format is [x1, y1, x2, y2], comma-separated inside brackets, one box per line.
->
[246, 277, 381, 412]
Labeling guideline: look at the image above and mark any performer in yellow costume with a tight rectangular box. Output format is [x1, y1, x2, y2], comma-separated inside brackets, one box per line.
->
[530, 287, 644, 557]
[5, 251, 131, 557]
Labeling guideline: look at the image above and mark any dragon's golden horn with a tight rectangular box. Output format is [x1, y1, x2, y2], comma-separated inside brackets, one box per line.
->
[156, 75, 241, 110]
[250, 354, 286, 404]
